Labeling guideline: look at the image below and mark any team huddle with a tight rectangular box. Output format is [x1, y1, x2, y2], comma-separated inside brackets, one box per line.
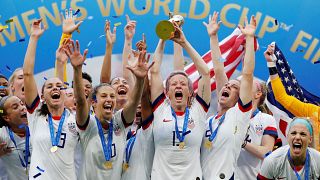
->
[0, 9, 319, 180]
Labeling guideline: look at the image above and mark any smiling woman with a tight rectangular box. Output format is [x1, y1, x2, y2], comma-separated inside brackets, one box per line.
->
[258, 117, 320, 179]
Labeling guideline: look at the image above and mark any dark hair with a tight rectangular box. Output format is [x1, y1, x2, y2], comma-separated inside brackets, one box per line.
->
[37, 81, 50, 116]
[257, 82, 267, 107]
[90, 83, 114, 101]
[0, 74, 8, 81]
[72, 72, 92, 88]
[0, 96, 11, 127]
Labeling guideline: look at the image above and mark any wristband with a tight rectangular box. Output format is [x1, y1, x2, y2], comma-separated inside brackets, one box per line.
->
[59, 33, 72, 46]
[267, 61, 276, 67]
[268, 67, 278, 75]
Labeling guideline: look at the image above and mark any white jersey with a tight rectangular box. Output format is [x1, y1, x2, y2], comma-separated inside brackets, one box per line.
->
[121, 115, 155, 180]
[150, 93, 209, 180]
[201, 99, 252, 180]
[0, 159, 8, 180]
[27, 97, 79, 180]
[78, 110, 127, 180]
[258, 145, 320, 179]
[236, 111, 278, 180]
[0, 127, 31, 180]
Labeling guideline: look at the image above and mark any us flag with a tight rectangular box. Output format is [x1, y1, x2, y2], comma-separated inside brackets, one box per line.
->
[184, 28, 258, 92]
[266, 43, 320, 149]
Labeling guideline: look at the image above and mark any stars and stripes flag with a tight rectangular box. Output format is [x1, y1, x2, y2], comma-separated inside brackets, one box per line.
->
[184, 28, 258, 92]
[266, 43, 320, 148]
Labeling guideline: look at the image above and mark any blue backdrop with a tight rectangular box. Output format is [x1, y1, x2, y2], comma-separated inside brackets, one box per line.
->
[0, 0, 319, 95]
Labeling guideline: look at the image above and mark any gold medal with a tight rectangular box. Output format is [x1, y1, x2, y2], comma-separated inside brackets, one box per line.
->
[179, 142, 185, 149]
[104, 161, 113, 169]
[50, 146, 58, 153]
[25, 169, 28, 176]
[205, 139, 212, 149]
[122, 162, 129, 171]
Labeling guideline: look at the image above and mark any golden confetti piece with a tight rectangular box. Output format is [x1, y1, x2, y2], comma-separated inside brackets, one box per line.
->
[114, 22, 122, 27]
[0, 25, 9, 29]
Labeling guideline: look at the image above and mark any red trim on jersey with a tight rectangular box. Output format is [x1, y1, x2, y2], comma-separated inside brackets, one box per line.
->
[215, 114, 222, 119]
[238, 99, 252, 112]
[151, 93, 166, 112]
[52, 116, 61, 120]
[263, 126, 278, 139]
[26, 95, 40, 114]
[257, 174, 272, 180]
[195, 94, 210, 112]
[175, 111, 185, 116]
[294, 165, 304, 171]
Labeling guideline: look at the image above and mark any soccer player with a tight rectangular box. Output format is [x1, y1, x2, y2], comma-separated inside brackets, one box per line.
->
[0, 95, 30, 180]
[69, 38, 151, 180]
[235, 80, 278, 179]
[258, 117, 320, 179]
[200, 12, 255, 179]
[9, 68, 25, 102]
[24, 19, 80, 180]
[149, 21, 211, 179]
[0, 74, 9, 98]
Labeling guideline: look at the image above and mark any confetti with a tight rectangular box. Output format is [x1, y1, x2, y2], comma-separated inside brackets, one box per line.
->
[73, 9, 80, 16]
[63, 82, 69, 86]
[114, 22, 122, 27]
[36, 166, 45, 172]
[5, 65, 12, 72]
[43, 77, 47, 80]
[99, 34, 105, 38]
[275, 19, 278, 25]
[142, 6, 146, 10]
[296, 49, 304, 52]
[0, 86, 7, 89]
[83, 62, 87, 66]
[5, 19, 13, 24]
[112, 15, 119, 18]
[60, 87, 67, 90]
[314, 61, 320, 64]
[18, 38, 25, 42]
[89, 54, 93, 58]
[87, 41, 92, 47]
[87, 16, 94, 20]
[0, 25, 8, 29]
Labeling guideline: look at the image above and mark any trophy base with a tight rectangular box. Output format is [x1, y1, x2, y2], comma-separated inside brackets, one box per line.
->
[155, 20, 175, 40]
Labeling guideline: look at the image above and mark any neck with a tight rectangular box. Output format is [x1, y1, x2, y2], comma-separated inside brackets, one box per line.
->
[97, 114, 112, 129]
[48, 106, 64, 117]
[9, 124, 26, 137]
[116, 99, 126, 110]
[218, 106, 229, 116]
[172, 104, 186, 112]
[290, 152, 307, 166]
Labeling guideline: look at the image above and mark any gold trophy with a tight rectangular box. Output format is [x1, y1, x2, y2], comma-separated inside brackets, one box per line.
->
[156, 13, 184, 40]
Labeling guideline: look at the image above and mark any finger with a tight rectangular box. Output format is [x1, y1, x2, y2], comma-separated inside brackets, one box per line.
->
[67, 43, 72, 55]
[147, 61, 155, 70]
[146, 54, 151, 63]
[244, 16, 249, 27]
[217, 21, 222, 27]
[213, 11, 218, 22]
[63, 48, 71, 58]
[83, 49, 88, 60]
[71, 40, 76, 52]
[202, 21, 208, 27]
[69, 8, 73, 19]
[142, 33, 146, 44]
[76, 40, 80, 52]
[126, 14, 130, 23]
[65, 9, 68, 19]
[138, 50, 145, 64]
[126, 65, 134, 74]
[60, 12, 65, 21]
[208, 14, 212, 23]
[237, 24, 244, 30]
[75, 21, 83, 29]
[113, 26, 117, 34]
[251, 15, 256, 26]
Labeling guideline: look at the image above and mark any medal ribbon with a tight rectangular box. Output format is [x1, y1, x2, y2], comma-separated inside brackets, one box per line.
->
[125, 131, 136, 164]
[208, 113, 226, 142]
[48, 110, 66, 147]
[171, 107, 190, 143]
[95, 116, 113, 162]
[287, 149, 310, 180]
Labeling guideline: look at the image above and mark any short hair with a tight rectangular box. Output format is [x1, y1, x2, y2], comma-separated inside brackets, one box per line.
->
[72, 72, 92, 88]
[165, 71, 193, 94]
[8, 68, 22, 85]
[257, 82, 267, 107]
[0, 74, 8, 81]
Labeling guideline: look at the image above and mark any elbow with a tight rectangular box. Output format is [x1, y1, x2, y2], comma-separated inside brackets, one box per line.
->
[23, 71, 33, 77]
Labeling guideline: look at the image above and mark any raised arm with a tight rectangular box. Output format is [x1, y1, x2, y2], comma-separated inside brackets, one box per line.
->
[238, 16, 256, 105]
[122, 15, 137, 89]
[122, 50, 153, 124]
[150, 39, 165, 102]
[23, 19, 46, 107]
[100, 20, 116, 83]
[173, 42, 184, 71]
[171, 23, 211, 104]
[203, 12, 228, 96]
[264, 44, 319, 120]
[64, 40, 89, 126]
[55, 9, 83, 82]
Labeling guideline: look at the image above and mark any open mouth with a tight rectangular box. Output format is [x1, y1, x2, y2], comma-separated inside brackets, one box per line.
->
[22, 87, 24, 92]
[222, 91, 229, 98]
[103, 104, 113, 111]
[293, 143, 302, 150]
[20, 113, 27, 119]
[118, 88, 127, 96]
[175, 91, 183, 100]
[51, 92, 61, 99]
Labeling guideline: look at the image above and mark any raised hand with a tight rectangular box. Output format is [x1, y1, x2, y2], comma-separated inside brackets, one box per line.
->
[124, 15, 136, 40]
[264, 44, 275, 62]
[170, 22, 187, 46]
[135, 33, 147, 51]
[56, 39, 69, 64]
[126, 50, 154, 79]
[238, 15, 256, 37]
[203, 11, 221, 37]
[105, 20, 116, 45]
[61, 8, 83, 35]
[63, 39, 88, 68]
[30, 19, 46, 39]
